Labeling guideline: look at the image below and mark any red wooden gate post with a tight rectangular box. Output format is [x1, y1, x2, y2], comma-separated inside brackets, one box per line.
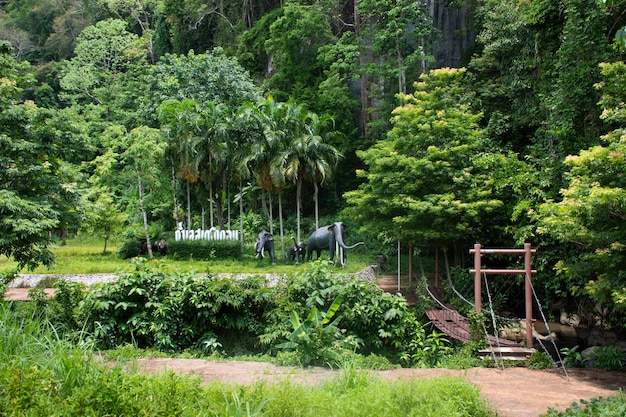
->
[524, 242, 533, 348]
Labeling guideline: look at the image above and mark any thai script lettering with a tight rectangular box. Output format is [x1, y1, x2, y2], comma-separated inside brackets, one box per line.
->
[175, 225, 240, 241]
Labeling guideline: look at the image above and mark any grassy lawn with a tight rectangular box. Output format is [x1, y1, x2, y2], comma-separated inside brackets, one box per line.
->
[0, 236, 376, 276]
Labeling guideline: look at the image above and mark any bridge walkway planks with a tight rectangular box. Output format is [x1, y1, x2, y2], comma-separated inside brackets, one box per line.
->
[425, 308, 522, 347]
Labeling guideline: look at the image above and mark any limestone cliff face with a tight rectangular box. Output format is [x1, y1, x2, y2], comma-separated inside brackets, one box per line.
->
[427, 0, 476, 68]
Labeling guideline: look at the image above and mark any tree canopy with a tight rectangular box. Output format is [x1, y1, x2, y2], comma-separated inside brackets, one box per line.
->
[0, 42, 84, 272]
[344, 68, 504, 249]
[3, 1, 626, 326]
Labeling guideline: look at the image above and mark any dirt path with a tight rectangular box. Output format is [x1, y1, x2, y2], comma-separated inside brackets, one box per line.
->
[130, 358, 626, 417]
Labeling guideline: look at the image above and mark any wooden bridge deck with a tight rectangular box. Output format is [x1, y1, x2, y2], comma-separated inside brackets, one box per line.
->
[425, 308, 521, 347]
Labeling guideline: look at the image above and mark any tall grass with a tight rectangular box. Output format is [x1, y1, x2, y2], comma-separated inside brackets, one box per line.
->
[0, 304, 498, 417]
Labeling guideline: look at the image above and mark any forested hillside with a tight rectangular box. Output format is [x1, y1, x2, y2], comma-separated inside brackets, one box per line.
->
[2, 0, 626, 326]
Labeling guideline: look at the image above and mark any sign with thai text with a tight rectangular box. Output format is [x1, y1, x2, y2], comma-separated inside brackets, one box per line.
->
[175, 226, 240, 241]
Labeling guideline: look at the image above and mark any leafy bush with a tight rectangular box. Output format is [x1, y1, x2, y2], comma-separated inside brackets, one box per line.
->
[542, 393, 626, 417]
[167, 239, 242, 260]
[585, 345, 626, 370]
[402, 329, 453, 367]
[117, 240, 142, 259]
[439, 341, 485, 369]
[265, 260, 421, 360]
[79, 259, 277, 352]
[277, 296, 360, 367]
[49, 279, 87, 331]
[560, 345, 585, 368]
[527, 350, 554, 369]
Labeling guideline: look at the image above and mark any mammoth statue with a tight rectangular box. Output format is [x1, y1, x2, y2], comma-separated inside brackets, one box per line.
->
[287, 237, 307, 264]
[254, 230, 276, 265]
[306, 222, 364, 267]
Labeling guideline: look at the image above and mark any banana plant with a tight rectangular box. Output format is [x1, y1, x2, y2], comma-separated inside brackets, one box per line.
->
[278, 295, 345, 366]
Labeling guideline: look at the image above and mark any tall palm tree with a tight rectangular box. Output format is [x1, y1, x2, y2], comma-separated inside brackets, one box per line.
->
[196, 101, 231, 229]
[260, 98, 291, 256]
[303, 112, 342, 230]
[158, 98, 203, 228]
[248, 97, 287, 233]
[279, 105, 342, 241]
[230, 101, 262, 254]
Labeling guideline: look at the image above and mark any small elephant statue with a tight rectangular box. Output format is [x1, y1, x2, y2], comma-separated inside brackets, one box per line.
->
[254, 230, 276, 265]
[156, 239, 167, 255]
[287, 237, 307, 264]
[306, 222, 364, 267]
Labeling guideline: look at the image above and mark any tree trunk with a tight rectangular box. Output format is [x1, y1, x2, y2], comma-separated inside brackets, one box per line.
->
[226, 176, 231, 230]
[268, 190, 273, 234]
[171, 158, 181, 226]
[435, 246, 440, 287]
[261, 190, 270, 221]
[239, 178, 244, 255]
[215, 182, 225, 230]
[186, 181, 191, 229]
[279, 189, 285, 260]
[296, 177, 302, 242]
[209, 180, 215, 228]
[137, 167, 153, 259]
[397, 41, 406, 95]
[314, 181, 319, 230]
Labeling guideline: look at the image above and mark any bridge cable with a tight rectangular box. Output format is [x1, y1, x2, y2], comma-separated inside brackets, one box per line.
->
[528, 276, 569, 380]
[484, 272, 506, 371]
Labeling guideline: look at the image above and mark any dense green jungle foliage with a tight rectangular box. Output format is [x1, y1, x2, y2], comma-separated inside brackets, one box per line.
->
[31, 259, 445, 367]
[0, 301, 500, 417]
[2, 0, 626, 330]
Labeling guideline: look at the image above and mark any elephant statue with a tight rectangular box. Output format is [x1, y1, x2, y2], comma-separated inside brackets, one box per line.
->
[254, 230, 276, 265]
[287, 237, 307, 264]
[156, 239, 167, 255]
[306, 222, 364, 267]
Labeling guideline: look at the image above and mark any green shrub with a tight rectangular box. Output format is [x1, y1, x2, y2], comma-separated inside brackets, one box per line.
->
[118, 240, 142, 259]
[80, 259, 277, 352]
[402, 328, 453, 367]
[585, 345, 626, 370]
[542, 393, 626, 416]
[264, 260, 421, 360]
[49, 279, 87, 331]
[167, 239, 242, 260]
[277, 296, 359, 367]
[527, 350, 554, 369]
[560, 345, 585, 368]
[77, 259, 451, 364]
[440, 341, 485, 369]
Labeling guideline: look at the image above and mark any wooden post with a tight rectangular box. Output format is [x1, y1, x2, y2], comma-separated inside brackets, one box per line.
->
[525, 243, 533, 348]
[474, 243, 482, 313]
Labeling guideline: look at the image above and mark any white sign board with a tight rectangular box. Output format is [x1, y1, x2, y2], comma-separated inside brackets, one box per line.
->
[175, 225, 240, 241]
